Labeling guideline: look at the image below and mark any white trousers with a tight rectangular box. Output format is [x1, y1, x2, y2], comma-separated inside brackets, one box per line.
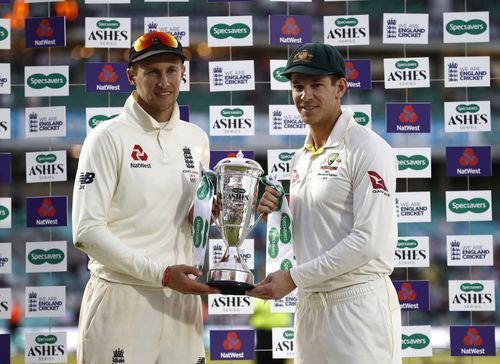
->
[295, 276, 402, 364]
[77, 276, 205, 364]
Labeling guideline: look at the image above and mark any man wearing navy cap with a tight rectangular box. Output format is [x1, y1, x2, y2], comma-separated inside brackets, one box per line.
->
[73, 32, 219, 364]
[250, 43, 402, 364]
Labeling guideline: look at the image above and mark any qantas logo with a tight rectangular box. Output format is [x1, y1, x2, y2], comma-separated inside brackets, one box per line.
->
[368, 170, 389, 196]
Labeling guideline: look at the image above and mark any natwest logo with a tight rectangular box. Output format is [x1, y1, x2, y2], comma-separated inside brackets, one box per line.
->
[130, 144, 151, 169]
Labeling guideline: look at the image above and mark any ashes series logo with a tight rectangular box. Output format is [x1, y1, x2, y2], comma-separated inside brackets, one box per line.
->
[272, 328, 295, 359]
[394, 236, 429, 268]
[26, 150, 67, 183]
[210, 105, 254, 136]
[25, 332, 67, 363]
[267, 150, 295, 181]
[0, 108, 10, 139]
[0, 288, 11, 320]
[384, 58, 429, 89]
[449, 280, 495, 311]
[324, 15, 369, 46]
[85, 18, 131, 48]
[444, 101, 490, 133]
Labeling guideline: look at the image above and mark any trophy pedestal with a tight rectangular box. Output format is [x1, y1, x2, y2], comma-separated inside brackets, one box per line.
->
[207, 253, 254, 295]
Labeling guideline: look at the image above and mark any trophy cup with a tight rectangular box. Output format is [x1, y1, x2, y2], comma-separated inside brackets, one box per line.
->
[207, 151, 264, 295]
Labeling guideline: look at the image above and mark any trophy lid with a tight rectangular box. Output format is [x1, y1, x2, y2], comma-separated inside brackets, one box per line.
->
[214, 150, 264, 175]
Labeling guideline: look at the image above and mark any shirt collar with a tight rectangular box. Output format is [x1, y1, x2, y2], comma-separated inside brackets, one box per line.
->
[303, 107, 354, 158]
[125, 91, 181, 131]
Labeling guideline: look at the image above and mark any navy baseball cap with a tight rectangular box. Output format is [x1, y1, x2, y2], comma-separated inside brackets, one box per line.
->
[281, 42, 346, 79]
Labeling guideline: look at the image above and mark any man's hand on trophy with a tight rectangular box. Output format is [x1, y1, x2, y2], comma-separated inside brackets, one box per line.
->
[210, 193, 222, 224]
[163, 264, 220, 295]
[257, 186, 281, 222]
[246, 270, 296, 300]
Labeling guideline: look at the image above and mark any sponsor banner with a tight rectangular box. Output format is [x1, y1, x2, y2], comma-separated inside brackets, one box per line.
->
[444, 100, 490, 133]
[208, 294, 254, 315]
[394, 236, 430, 268]
[26, 150, 67, 183]
[0, 63, 11, 94]
[449, 280, 495, 311]
[25, 16, 66, 48]
[270, 59, 290, 90]
[0, 153, 11, 183]
[0, 242, 12, 274]
[210, 329, 255, 360]
[209, 239, 254, 270]
[443, 12, 489, 43]
[209, 105, 254, 136]
[269, 105, 307, 135]
[209, 150, 255, 170]
[394, 147, 431, 178]
[25, 286, 66, 318]
[269, 15, 312, 45]
[446, 146, 491, 177]
[179, 60, 190, 92]
[26, 241, 67, 273]
[145, 0, 189, 2]
[0, 334, 9, 363]
[85, 17, 131, 48]
[324, 14, 370, 46]
[0, 288, 11, 319]
[25, 65, 69, 97]
[267, 149, 295, 181]
[384, 57, 430, 89]
[445, 190, 491, 222]
[25, 106, 66, 138]
[393, 280, 429, 311]
[450, 326, 496, 356]
[444, 56, 490, 88]
[207, 16, 253, 47]
[179, 105, 189, 121]
[86, 0, 130, 3]
[344, 59, 371, 90]
[395, 192, 431, 223]
[26, 196, 68, 228]
[402, 325, 432, 357]
[0, 108, 10, 139]
[342, 104, 372, 129]
[271, 290, 297, 313]
[447, 235, 493, 266]
[144, 16, 189, 45]
[383, 13, 429, 44]
[386, 103, 430, 133]
[272, 328, 295, 359]
[85, 107, 122, 134]
[85, 62, 131, 93]
[25, 331, 67, 363]
[209, 60, 255, 92]
[0, 19, 11, 49]
[0, 197, 11, 229]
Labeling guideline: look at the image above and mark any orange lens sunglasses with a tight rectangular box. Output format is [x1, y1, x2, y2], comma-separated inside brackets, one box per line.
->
[132, 32, 179, 52]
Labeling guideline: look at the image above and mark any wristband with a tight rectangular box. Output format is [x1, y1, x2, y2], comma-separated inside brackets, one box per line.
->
[162, 266, 171, 287]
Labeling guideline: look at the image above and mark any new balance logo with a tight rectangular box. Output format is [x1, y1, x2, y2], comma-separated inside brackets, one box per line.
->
[78, 172, 95, 190]
[196, 358, 206, 364]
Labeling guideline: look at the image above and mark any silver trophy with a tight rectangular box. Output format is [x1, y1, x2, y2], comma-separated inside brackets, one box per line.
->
[207, 151, 264, 295]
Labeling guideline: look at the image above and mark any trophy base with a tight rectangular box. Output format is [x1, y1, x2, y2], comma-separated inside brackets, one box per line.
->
[207, 268, 254, 295]
[207, 280, 254, 295]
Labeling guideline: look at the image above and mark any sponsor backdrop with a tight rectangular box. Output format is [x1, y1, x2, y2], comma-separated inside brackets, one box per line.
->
[0, 0, 498, 361]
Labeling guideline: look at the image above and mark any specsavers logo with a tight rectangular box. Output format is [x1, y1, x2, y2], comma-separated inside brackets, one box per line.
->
[397, 154, 429, 171]
[88, 114, 118, 129]
[210, 23, 250, 39]
[402, 333, 430, 350]
[446, 19, 487, 35]
[28, 249, 64, 265]
[448, 198, 489, 214]
[27, 73, 66, 89]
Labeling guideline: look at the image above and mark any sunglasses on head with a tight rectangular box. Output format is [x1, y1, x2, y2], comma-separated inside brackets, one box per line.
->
[132, 32, 179, 53]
